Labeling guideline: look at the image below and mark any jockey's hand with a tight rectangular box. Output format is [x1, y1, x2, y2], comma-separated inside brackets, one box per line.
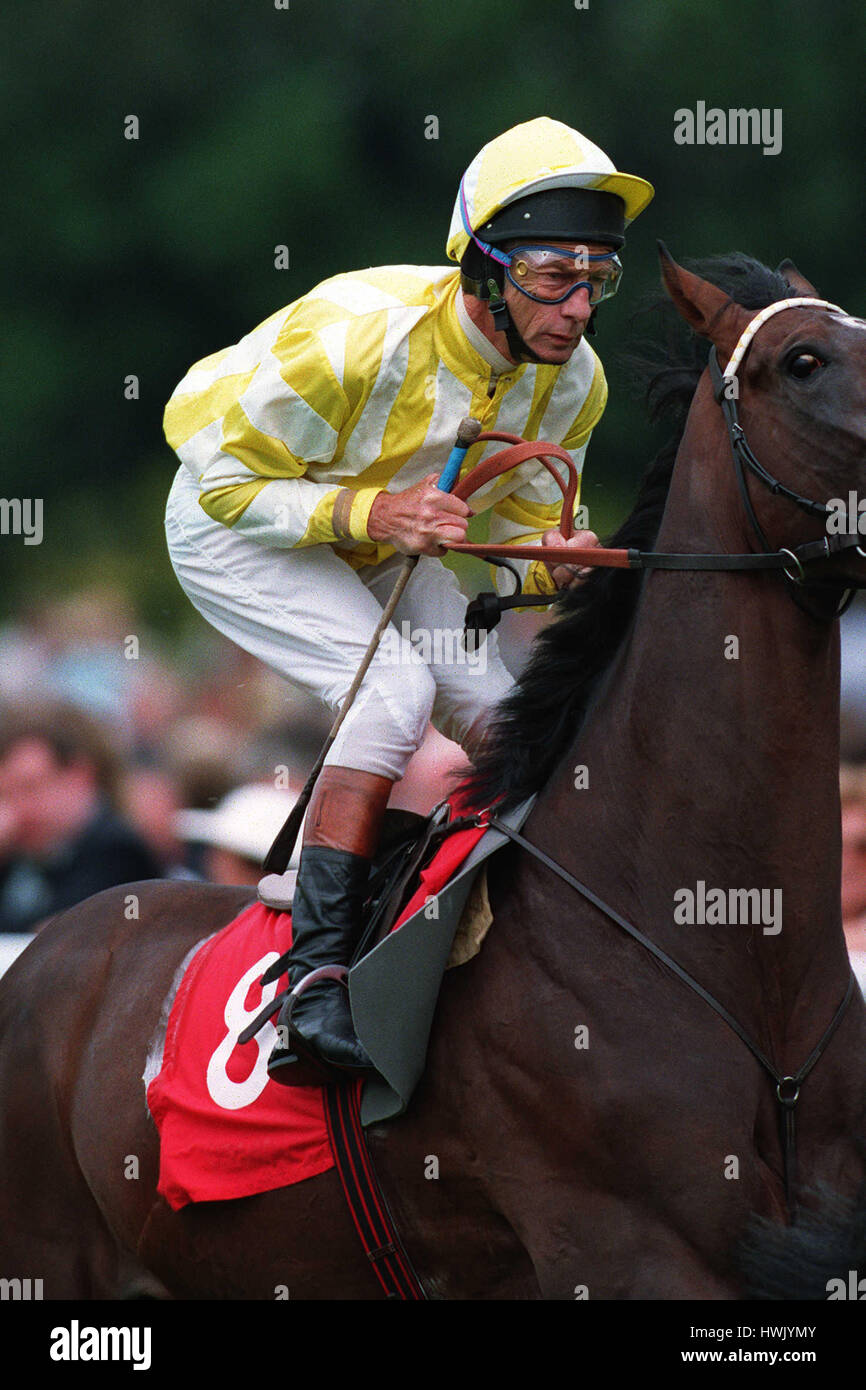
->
[367, 474, 472, 556]
[542, 527, 600, 590]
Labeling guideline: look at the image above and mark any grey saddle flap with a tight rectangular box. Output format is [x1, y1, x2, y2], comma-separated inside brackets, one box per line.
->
[349, 797, 535, 1126]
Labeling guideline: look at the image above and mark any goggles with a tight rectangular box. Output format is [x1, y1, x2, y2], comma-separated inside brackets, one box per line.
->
[502, 244, 623, 305]
[456, 181, 623, 307]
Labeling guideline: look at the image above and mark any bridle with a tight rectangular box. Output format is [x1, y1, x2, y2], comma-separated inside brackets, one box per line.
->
[709, 296, 862, 619]
[446, 295, 866, 627]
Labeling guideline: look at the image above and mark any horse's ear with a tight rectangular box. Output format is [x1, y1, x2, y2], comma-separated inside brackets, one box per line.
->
[657, 241, 750, 357]
[776, 258, 819, 297]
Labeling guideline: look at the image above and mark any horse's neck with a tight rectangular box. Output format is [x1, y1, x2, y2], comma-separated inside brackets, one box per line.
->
[537, 398, 847, 1046]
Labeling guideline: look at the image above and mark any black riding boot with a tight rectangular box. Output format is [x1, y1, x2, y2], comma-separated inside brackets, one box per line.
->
[267, 844, 375, 1086]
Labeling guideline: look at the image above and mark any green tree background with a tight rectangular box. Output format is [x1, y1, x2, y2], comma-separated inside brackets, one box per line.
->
[2, 0, 862, 632]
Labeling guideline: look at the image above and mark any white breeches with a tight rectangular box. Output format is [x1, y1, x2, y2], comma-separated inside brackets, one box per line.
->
[164, 467, 514, 782]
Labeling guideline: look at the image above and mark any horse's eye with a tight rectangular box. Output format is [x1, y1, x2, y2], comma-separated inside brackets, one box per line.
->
[788, 353, 823, 379]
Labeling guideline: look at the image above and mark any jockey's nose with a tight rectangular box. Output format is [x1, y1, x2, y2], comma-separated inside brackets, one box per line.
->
[560, 286, 594, 325]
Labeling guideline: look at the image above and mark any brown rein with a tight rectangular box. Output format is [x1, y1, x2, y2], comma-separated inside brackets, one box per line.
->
[443, 430, 859, 580]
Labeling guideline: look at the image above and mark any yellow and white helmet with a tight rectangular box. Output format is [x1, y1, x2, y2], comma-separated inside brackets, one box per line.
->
[447, 116, 654, 264]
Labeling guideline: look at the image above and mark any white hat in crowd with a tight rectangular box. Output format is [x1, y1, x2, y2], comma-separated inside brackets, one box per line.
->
[175, 784, 302, 868]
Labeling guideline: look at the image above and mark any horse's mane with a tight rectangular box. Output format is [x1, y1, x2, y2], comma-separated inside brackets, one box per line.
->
[460, 253, 809, 812]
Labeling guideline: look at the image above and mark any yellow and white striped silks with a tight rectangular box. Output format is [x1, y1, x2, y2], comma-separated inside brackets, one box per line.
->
[163, 264, 608, 598]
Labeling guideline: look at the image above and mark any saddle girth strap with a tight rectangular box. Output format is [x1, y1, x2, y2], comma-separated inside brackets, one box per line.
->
[323, 1080, 427, 1300]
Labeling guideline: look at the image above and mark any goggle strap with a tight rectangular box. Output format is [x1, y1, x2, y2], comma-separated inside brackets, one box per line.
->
[487, 281, 511, 331]
[458, 178, 520, 269]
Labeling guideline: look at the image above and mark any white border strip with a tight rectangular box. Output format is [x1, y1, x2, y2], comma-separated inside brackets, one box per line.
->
[142, 931, 221, 1106]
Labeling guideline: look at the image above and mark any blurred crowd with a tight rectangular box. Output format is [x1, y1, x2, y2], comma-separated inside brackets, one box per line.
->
[0, 583, 476, 939]
[2, 583, 866, 998]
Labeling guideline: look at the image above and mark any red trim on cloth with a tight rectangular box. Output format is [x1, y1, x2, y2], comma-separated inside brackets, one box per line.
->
[147, 799, 489, 1210]
[389, 814, 488, 933]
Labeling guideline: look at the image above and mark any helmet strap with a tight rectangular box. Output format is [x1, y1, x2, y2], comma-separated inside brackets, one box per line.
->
[464, 265, 587, 365]
[505, 317, 540, 363]
[486, 278, 510, 333]
[482, 280, 532, 362]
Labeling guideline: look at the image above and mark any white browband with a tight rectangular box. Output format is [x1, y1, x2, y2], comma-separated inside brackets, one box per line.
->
[722, 297, 844, 384]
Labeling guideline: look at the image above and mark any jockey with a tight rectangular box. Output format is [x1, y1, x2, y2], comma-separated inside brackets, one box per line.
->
[162, 117, 653, 1086]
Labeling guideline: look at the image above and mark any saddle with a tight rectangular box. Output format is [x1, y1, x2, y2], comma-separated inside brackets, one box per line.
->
[257, 800, 474, 963]
[243, 794, 535, 1122]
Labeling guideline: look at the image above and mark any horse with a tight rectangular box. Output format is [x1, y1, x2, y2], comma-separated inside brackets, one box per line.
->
[2, 246, 866, 1300]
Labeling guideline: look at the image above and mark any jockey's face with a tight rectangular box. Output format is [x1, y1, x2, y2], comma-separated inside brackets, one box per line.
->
[502, 239, 615, 363]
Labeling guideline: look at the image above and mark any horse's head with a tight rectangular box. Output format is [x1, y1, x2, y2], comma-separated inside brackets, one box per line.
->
[659, 244, 866, 593]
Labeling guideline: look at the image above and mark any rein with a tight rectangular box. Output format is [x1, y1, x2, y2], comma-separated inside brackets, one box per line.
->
[486, 813, 856, 1218]
[445, 296, 864, 621]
